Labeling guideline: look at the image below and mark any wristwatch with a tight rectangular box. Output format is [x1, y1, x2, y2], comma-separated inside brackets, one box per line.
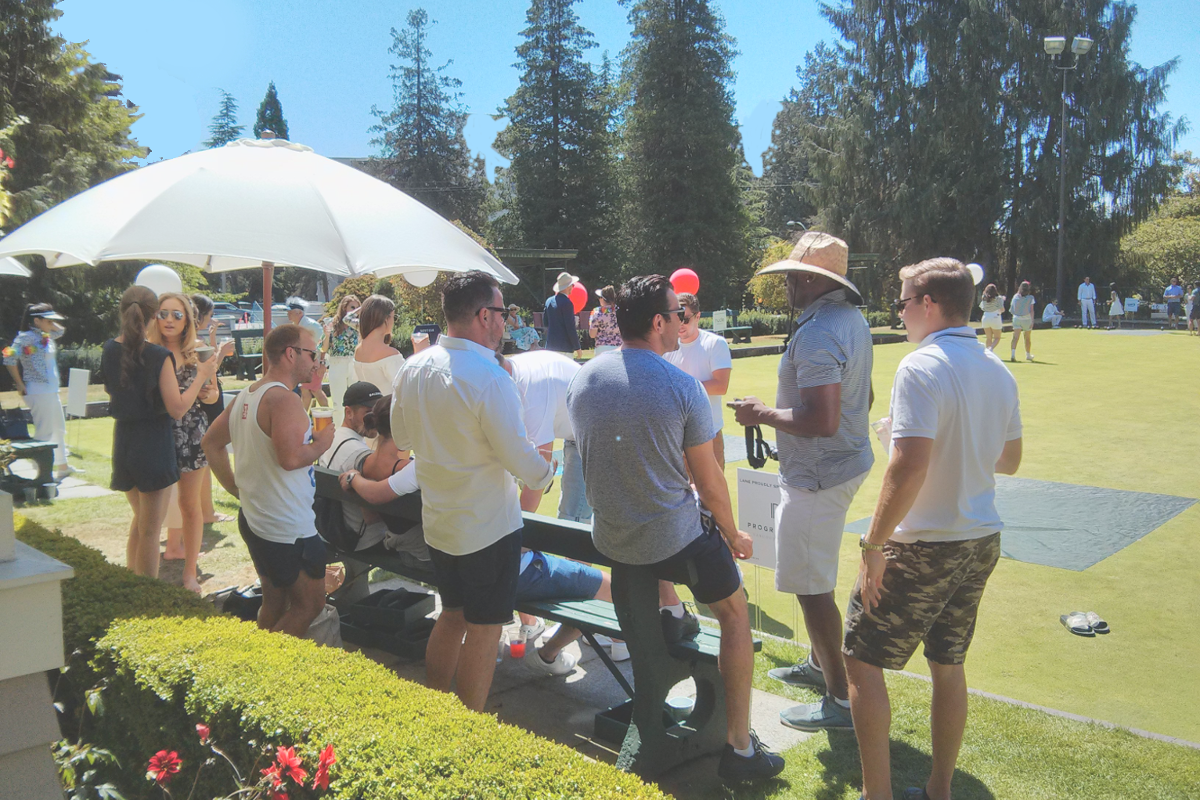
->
[859, 538, 885, 553]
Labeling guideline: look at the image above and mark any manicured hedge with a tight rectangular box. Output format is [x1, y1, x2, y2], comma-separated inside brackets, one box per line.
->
[17, 516, 664, 800]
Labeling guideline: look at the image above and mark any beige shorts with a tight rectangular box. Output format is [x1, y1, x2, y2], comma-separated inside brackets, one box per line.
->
[1011, 314, 1033, 331]
[774, 470, 869, 596]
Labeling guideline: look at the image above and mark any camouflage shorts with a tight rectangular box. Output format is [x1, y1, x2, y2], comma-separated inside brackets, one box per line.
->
[842, 533, 1000, 671]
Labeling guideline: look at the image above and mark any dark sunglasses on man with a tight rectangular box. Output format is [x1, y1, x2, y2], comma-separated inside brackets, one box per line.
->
[480, 306, 510, 320]
[661, 307, 686, 323]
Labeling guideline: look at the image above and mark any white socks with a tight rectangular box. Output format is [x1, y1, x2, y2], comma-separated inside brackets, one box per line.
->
[733, 741, 756, 757]
[661, 603, 685, 619]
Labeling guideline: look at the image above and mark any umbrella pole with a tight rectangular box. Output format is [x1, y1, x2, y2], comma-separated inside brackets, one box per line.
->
[262, 261, 275, 335]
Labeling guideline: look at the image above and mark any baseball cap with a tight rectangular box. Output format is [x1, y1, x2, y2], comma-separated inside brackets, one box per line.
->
[343, 381, 383, 408]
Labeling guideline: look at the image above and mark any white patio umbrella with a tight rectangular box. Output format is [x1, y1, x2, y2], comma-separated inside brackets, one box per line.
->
[0, 257, 30, 277]
[0, 138, 517, 332]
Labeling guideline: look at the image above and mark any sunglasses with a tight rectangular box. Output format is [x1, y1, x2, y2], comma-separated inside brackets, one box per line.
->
[661, 307, 686, 323]
[892, 295, 924, 312]
[289, 345, 319, 360]
[480, 306, 510, 320]
[682, 313, 698, 325]
[156, 309, 186, 321]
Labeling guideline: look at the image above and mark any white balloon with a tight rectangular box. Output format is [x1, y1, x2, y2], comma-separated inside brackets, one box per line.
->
[135, 264, 183, 297]
[403, 269, 439, 288]
[966, 263, 985, 286]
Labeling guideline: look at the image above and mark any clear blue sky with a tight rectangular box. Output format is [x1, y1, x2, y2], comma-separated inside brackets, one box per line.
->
[52, 0, 1199, 175]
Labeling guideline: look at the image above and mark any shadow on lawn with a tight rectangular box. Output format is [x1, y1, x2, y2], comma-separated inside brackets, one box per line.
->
[811, 732, 995, 800]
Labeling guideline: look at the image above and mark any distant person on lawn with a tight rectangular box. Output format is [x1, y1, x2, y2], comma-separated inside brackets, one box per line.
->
[391, 270, 554, 712]
[203, 323, 334, 637]
[543, 271, 582, 357]
[1163, 277, 1184, 330]
[1077, 277, 1097, 329]
[844, 257, 1022, 800]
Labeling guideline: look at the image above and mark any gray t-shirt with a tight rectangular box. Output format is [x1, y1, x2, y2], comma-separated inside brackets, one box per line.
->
[567, 348, 714, 564]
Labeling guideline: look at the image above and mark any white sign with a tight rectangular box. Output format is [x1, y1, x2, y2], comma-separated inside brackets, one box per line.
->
[1123, 298, 1139, 314]
[736, 468, 780, 569]
[712, 309, 728, 332]
[66, 368, 90, 418]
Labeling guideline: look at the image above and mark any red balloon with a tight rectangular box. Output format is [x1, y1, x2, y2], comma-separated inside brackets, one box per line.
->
[569, 282, 588, 314]
[670, 268, 700, 295]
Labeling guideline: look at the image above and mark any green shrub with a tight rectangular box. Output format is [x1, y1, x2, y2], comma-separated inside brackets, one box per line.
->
[736, 309, 791, 336]
[866, 310, 892, 328]
[57, 346, 105, 385]
[92, 617, 665, 800]
[16, 516, 664, 800]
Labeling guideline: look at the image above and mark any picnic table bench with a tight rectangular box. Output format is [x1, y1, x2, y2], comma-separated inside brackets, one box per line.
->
[700, 311, 752, 344]
[231, 327, 265, 380]
[313, 465, 759, 777]
[0, 439, 59, 503]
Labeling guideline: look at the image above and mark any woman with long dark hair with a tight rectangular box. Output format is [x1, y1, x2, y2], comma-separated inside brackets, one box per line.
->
[978, 284, 1005, 352]
[102, 286, 217, 578]
[1108, 283, 1124, 329]
[3, 302, 71, 477]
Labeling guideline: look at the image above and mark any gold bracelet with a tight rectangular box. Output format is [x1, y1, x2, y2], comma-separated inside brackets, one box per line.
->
[859, 538, 885, 553]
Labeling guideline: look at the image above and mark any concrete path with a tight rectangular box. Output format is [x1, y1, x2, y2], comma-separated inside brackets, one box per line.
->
[352, 576, 814, 797]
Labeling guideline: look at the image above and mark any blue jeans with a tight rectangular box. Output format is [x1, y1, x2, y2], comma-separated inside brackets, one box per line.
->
[516, 551, 603, 602]
[558, 439, 592, 523]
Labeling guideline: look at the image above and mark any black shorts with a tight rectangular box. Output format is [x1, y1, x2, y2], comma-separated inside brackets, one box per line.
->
[1167, 301, 1182, 317]
[428, 530, 522, 625]
[649, 514, 742, 605]
[238, 510, 327, 588]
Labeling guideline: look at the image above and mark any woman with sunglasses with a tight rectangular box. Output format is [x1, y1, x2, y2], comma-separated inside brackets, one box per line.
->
[324, 294, 361, 416]
[149, 291, 224, 592]
[102, 286, 217, 582]
[353, 294, 405, 394]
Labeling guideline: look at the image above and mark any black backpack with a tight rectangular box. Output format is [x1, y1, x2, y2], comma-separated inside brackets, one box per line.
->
[313, 440, 364, 552]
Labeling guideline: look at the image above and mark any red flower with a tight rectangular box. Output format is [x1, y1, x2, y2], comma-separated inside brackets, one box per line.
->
[312, 743, 336, 790]
[3, 156, 12, 170]
[146, 750, 182, 785]
[261, 763, 284, 788]
[196, 723, 210, 743]
[275, 746, 307, 784]
[271, 791, 288, 800]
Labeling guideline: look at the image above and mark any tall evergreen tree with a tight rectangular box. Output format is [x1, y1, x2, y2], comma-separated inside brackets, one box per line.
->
[370, 8, 486, 229]
[253, 81, 289, 140]
[0, 0, 150, 346]
[204, 89, 243, 148]
[769, 0, 1183, 301]
[619, 0, 749, 306]
[494, 0, 622, 291]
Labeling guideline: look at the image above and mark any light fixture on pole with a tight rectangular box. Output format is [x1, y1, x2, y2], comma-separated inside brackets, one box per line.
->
[1044, 34, 1093, 306]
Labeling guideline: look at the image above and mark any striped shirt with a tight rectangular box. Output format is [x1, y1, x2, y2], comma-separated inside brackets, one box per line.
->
[775, 289, 875, 490]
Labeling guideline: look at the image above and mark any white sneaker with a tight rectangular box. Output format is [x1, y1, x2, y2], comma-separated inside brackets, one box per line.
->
[526, 648, 578, 676]
[519, 619, 546, 644]
[1026, 353, 1035, 361]
[609, 641, 630, 662]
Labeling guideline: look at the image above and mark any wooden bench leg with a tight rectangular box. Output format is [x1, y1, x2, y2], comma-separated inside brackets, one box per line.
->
[610, 564, 728, 778]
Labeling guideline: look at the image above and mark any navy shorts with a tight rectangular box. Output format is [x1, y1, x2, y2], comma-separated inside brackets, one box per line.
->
[516, 551, 603, 602]
[428, 530, 522, 625]
[238, 510, 327, 588]
[1167, 301, 1182, 317]
[649, 514, 742, 605]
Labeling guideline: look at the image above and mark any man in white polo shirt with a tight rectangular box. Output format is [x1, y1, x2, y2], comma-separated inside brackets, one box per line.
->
[391, 270, 554, 712]
[665, 292, 733, 470]
[844, 258, 1022, 800]
[1077, 276, 1098, 328]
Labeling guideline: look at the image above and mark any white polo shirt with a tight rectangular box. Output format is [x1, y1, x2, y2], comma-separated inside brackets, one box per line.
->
[390, 335, 553, 556]
[664, 328, 733, 430]
[888, 327, 1022, 543]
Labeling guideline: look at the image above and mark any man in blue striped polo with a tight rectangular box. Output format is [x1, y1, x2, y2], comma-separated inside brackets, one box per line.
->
[730, 231, 874, 731]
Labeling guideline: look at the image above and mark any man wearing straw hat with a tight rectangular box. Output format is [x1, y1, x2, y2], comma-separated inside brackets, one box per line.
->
[544, 271, 581, 358]
[729, 231, 874, 732]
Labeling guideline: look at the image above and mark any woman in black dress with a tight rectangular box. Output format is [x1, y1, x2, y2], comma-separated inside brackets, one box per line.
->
[102, 286, 217, 578]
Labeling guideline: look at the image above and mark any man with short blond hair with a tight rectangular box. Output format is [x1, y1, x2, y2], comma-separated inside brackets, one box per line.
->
[845, 257, 1022, 800]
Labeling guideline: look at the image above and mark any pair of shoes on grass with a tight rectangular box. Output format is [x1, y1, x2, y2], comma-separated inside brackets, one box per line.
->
[1060, 610, 1110, 636]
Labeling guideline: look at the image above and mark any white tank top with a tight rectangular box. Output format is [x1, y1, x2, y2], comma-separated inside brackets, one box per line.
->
[230, 381, 317, 544]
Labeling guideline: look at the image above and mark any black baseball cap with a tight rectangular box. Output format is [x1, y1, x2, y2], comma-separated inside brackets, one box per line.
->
[343, 381, 383, 408]
[285, 297, 306, 311]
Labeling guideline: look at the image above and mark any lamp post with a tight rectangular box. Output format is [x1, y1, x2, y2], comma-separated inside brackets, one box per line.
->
[1043, 34, 1093, 308]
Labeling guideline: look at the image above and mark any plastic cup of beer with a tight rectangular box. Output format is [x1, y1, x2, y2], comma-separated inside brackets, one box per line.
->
[312, 407, 334, 434]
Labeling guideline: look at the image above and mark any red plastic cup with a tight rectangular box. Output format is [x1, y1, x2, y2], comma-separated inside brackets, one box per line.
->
[509, 636, 526, 659]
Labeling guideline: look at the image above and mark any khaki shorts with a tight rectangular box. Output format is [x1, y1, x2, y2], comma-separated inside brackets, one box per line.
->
[774, 471, 868, 596]
[1011, 315, 1033, 331]
[843, 533, 1000, 670]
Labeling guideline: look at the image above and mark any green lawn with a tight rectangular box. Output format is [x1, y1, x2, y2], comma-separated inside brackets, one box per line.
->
[15, 328, 1200, 798]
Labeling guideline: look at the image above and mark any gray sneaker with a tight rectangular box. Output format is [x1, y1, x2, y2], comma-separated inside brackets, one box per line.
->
[660, 606, 701, 643]
[768, 657, 827, 692]
[779, 695, 853, 731]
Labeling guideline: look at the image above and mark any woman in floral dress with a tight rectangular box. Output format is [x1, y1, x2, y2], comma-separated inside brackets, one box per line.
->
[589, 285, 622, 355]
[323, 294, 361, 414]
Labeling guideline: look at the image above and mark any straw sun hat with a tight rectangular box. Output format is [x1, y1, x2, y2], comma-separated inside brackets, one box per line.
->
[553, 271, 579, 293]
[756, 231, 862, 305]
